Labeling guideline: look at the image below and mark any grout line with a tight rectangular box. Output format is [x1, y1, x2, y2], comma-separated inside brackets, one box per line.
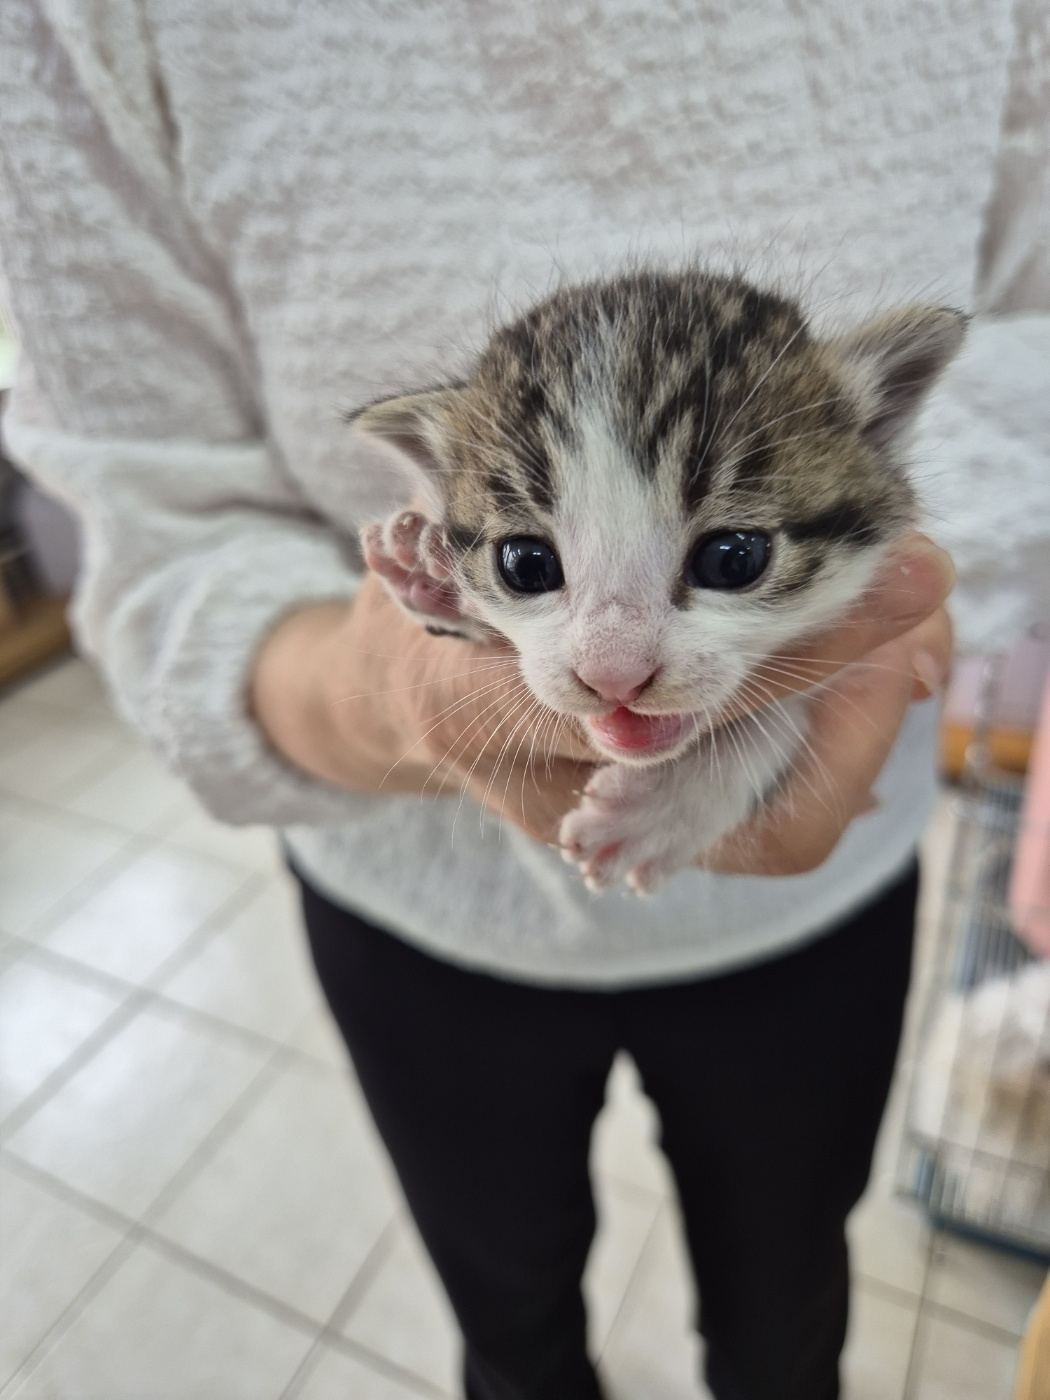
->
[2, 921, 350, 1084]
[0, 934, 140, 1000]
[278, 1217, 402, 1400]
[3, 1153, 453, 1400]
[142, 996, 352, 1077]
[0, 686, 449, 1394]
[0, 655, 100, 706]
[1, 1045, 286, 1247]
[593, 1166, 669, 1208]
[0, 1149, 135, 1234]
[6, 732, 140, 807]
[0, 781, 274, 879]
[0, 1051, 310, 1391]
[0, 937, 27, 976]
[3, 1148, 450, 1400]
[142, 868, 270, 991]
[46, 739, 168, 805]
[325, 1215, 403, 1335]
[0, 992, 153, 1143]
[1, 1041, 374, 1307]
[594, 1192, 665, 1368]
[901, 1227, 939, 1400]
[0, 1232, 141, 1398]
[134, 1226, 328, 1335]
[318, 1332, 453, 1400]
[0, 986, 287, 1144]
[903, 1220, 1038, 1395]
[14, 827, 154, 938]
[0, 785, 151, 846]
[138, 1052, 288, 1230]
[0, 875, 271, 1142]
[0, 1154, 142, 1399]
[141, 797, 209, 842]
[4, 855, 340, 1045]
[137, 1228, 453, 1399]
[913, 1296, 1031, 1346]
[146, 992, 308, 1058]
[851, 1273, 925, 1312]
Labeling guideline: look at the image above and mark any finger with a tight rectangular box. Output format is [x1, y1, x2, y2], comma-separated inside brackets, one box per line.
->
[464, 755, 594, 842]
[730, 534, 955, 713]
[409, 627, 596, 766]
[906, 605, 953, 700]
[789, 604, 952, 707]
[709, 637, 917, 875]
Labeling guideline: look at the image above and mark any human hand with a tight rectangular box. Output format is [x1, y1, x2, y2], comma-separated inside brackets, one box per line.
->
[252, 533, 954, 865]
[721, 531, 956, 722]
[703, 597, 953, 876]
[251, 571, 594, 837]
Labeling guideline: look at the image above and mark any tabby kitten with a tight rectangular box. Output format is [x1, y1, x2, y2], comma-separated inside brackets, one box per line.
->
[353, 270, 964, 892]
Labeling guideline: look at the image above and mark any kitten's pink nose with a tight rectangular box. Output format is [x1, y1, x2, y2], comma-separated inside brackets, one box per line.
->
[574, 665, 658, 705]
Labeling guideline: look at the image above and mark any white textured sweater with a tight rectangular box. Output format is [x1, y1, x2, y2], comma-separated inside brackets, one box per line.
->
[1, 0, 1048, 984]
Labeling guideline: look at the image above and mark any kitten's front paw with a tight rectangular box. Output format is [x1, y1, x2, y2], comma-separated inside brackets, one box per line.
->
[362, 510, 466, 631]
[558, 763, 698, 895]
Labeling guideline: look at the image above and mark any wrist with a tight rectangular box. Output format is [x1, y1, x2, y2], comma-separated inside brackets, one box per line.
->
[250, 599, 406, 792]
[250, 601, 340, 775]
[252, 582, 451, 794]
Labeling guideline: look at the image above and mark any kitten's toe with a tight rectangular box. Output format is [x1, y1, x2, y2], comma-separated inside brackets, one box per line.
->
[387, 510, 428, 569]
[581, 843, 626, 892]
[385, 512, 455, 581]
[590, 839, 651, 890]
[363, 514, 466, 626]
[419, 523, 455, 581]
[558, 803, 644, 890]
[559, 764, 706, 893]
[362, 524, 413, 588]
[626, 858, 674, 896]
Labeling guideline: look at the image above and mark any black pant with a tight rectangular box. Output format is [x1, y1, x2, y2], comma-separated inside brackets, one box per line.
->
[298, 863, 918, 1400]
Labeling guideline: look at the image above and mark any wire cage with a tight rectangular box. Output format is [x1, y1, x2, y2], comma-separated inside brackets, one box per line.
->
[899, 653, 1050, 1258]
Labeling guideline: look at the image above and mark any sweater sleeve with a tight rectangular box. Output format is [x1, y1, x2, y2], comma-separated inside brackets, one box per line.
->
[0, 0, 363, 825]
[911, 0, 1050, 656]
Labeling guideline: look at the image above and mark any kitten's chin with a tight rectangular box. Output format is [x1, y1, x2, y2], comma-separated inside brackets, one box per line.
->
[585, 708, 696, 761]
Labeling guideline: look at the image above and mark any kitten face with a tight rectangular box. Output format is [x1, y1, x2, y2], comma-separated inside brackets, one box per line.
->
[355, 271, 964, 762]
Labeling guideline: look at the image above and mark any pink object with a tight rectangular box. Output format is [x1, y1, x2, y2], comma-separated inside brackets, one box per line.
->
[586, 707, 694, 756]
[574, 665, 658, 705]
[1010, 672, 1050, 955]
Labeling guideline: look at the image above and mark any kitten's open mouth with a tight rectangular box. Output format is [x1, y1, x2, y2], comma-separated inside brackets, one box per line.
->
[586, 707, 695, 756]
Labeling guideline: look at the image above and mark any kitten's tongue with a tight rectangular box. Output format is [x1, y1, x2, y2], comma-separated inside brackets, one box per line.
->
[587, 707, 694, 755]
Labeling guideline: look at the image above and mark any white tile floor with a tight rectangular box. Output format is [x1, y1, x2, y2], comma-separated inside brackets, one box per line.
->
[0, 656, 1044, 1400]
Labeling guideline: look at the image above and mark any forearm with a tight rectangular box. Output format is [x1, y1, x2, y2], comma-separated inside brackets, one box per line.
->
[249, 574, 596, 825]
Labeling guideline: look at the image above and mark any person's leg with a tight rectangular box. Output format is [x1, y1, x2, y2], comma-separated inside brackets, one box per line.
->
[625, 864, 919, 1400]
[296, 876, 618, 1400]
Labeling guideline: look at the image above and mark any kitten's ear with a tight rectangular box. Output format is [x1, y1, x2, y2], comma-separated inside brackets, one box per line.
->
[350, 388, 460, 504]
[831, 306, 968, 450]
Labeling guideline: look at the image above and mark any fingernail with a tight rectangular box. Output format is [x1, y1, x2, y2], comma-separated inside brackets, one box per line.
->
[875, 541, 956, 618]
[912, 648, 946, 697]
[901, 540, 957, 590]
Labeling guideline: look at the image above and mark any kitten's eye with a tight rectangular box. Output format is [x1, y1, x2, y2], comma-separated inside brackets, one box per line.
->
[497, 537, 565, 594]
[687, 530, 771, 590]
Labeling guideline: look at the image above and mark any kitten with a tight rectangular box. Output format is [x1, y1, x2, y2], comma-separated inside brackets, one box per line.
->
[353, 270, 965, 892]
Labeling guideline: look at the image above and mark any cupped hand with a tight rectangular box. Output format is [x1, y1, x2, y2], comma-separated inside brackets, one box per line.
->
[704, 599, 953, 876]
[252, 532, 956, 872]
[723, 532, 956, 720]
[252, 572, 594, 836]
